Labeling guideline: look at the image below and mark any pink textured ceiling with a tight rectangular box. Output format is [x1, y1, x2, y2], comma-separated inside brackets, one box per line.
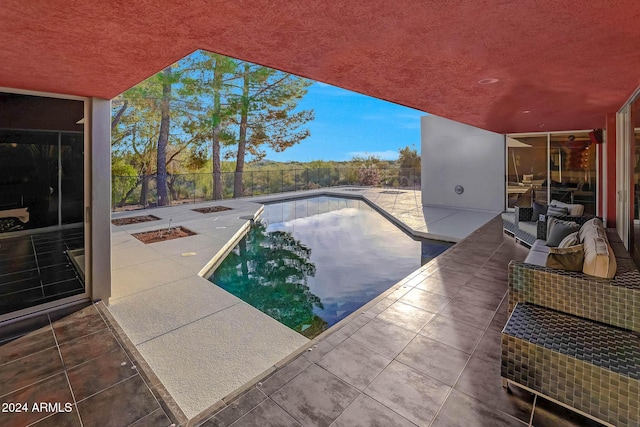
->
[1, 1, 639, 134]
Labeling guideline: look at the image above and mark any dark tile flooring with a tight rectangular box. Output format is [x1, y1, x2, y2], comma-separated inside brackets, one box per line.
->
[0, 303, 173, 426]
[0, 228, 85, 315]
[200, 217, 608, 427]
[0, 217, 611, 426]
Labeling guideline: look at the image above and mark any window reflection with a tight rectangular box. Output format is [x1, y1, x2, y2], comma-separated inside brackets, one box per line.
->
[0, 131, 59, 228]
[506, 132, 597, 215]
[506, 136, 547, 208]
[0, 93, 86, 316]
[549, 133, 596, 214]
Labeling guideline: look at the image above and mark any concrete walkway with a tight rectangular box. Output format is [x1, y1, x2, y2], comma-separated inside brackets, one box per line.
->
[109, 199, 308, 421]
[107, 187, 500, 423]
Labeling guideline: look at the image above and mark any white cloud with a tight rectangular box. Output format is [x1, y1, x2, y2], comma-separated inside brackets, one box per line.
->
[347, 150, 399, 161]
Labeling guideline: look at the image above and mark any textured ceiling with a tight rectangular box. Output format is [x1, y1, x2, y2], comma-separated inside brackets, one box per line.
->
[1, 1, 639, 133]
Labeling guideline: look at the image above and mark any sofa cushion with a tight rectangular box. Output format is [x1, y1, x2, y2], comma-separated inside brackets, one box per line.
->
[524, 249, 549, 266]
[546, 244, 584, 271]
[583, 237, 617, 278]
[501, 212, 515, 225]
[546, 218, 580, 247]
[578, 217, 605, 242]
[532, 202, 548, 221]
[518, 221, 537, 237]
[530, 239, 550, 253]
[550, 199, 585, 216]
[559, 231, 579, 248]
[546, 205, 569, 217]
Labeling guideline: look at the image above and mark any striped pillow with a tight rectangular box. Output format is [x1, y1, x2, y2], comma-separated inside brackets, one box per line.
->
[547, 205, 569, 217]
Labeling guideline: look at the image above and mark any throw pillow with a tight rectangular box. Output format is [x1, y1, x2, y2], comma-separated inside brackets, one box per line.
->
[546, 205, 569, 217]
[546, 244, 584, 271]
[546, 218, 580, 247]
[550, 200, 585, 216]
[532, 202, 548, 221]
[578, 217, 605, 242]
[558, 231, 579, 248]
[583, 237, 617, 278]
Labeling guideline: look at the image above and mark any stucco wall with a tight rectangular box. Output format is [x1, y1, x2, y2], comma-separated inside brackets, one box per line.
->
[421, 115, 505, 212]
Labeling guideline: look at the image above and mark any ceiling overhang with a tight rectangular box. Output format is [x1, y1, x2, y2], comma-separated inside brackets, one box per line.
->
[1, 1, 639, 134]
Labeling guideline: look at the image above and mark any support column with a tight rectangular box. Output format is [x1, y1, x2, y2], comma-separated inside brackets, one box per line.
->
[90, 98, 111, 302]
[605, 113, 616, 228]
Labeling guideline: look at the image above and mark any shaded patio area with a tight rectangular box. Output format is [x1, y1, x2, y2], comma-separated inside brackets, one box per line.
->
[0, 210, 608, 426]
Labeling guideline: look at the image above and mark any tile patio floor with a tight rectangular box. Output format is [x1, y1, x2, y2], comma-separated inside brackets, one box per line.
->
[0, 302, 172, 426]
[105, 188, 497, 421]
[0, 190, 609, 426]
[199, 217, 606, 427]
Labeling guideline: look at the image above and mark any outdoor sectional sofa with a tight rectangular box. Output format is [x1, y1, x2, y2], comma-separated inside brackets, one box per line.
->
[503, 200, 593, 247]
[501, 219, 640, 427]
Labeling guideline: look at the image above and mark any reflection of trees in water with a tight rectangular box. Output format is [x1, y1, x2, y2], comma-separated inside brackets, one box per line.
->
[212, 221, 326, 338]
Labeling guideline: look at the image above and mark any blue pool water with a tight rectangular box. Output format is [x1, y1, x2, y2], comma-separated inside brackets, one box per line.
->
[209, 196, 451, 338]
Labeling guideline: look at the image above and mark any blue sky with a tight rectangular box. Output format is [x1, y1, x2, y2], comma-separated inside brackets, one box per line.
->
[256, 82, 426, 162]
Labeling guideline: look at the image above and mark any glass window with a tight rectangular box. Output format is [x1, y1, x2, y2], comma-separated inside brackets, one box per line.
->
[60, 132, 85, 224]
[549, 132, 597, 215]
[0, 130, 59, 228]
[506, 135, 547, 208]
[0, 93, 86, 317]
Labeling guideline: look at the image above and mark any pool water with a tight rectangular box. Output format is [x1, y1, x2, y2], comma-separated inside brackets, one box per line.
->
[209, 196, 451, 338]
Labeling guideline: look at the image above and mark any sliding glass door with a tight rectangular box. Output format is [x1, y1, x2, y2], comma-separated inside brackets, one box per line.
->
[506, 131, 598, 214]
[0, 92, 87, 317]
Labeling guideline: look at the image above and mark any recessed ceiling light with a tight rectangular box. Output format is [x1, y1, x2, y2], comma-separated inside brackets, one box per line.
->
[478, 78, 499, 84]
[521, 110, 531, 114]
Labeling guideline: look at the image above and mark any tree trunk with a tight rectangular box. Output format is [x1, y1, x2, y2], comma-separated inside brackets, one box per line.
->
[139, 171, 149, 206]
[234, 63, 250, 198]
[167, 174, 178, 201]
[156, 67, 172, 206]
[111, 100, 128, 131]
[118, 177, 143, 208]
[212, 138, 222, 199]
[239, 237, 249, 278]
[212, 58, 223, 200]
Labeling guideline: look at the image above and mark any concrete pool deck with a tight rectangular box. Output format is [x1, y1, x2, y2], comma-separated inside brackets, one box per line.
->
[107, 187, 500, 423]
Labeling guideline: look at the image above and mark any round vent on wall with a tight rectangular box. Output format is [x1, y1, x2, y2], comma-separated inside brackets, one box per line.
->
[455, 185, 464, 195]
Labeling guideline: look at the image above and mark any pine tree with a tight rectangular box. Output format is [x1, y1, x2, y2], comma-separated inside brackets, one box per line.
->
[229, 64, 314, 197]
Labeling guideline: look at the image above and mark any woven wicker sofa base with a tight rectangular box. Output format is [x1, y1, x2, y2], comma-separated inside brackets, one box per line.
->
[501, 304, 640, 427]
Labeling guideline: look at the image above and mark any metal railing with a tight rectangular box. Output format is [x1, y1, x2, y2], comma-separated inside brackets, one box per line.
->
[111, 167, 420, 211]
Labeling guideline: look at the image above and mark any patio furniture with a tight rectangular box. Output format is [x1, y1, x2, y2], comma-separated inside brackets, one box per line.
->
[501, 211, 516, 236]
[509, 200, 590, 247]
[502, 225, 640, 426]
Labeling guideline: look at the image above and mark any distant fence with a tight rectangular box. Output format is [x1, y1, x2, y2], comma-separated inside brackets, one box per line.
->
[112, 167, 421, 211]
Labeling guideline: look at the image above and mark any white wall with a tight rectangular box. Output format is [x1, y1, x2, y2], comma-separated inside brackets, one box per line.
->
[90, 98, 112, 302]
[421, 115, 505, 212]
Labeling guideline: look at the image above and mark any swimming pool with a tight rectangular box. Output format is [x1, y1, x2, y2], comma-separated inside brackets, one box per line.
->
[209, 196, 451, 338]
